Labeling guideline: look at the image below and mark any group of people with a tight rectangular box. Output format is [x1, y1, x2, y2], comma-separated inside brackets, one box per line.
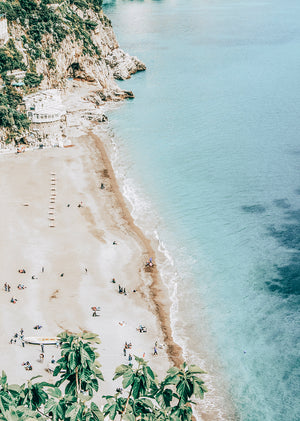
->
[5, 251, 162, 380]
[145, 257, 154, 267]
[22, 361, 32, 371]
[4, 268, 39, 304]
[9, 329, 24, 345]
[4, 279, 27, 303]
[4, 282, 11, 292]
[122, 345, 133, 363]
[123, 341, 132, 356]
[137, 325, 147, 333]
[118, 285, 127, 295]
[91, 306, 100, 317]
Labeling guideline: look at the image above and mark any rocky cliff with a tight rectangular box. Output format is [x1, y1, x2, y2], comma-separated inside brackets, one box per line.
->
[0, 0, 146, 145]
[9, 5, 145, 96]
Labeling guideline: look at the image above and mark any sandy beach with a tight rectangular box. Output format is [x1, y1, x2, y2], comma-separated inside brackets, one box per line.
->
[0, 104, 182, 399]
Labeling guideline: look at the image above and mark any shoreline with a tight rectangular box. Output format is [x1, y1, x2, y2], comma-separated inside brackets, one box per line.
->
[90, 123, 238, 421]
[0, 80, 235, 419]
[0, 108, 181, 402]
[88, 129, 184, 368]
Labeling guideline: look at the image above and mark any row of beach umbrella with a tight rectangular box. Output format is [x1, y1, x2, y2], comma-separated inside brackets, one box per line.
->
[49, 172, 56, 228]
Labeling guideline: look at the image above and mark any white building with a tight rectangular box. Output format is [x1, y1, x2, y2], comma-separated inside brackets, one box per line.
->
[24, 89, 66, 124]
[0, 14, 8, 45]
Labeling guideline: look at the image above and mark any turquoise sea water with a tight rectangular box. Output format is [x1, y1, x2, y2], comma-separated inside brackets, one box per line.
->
[102, 1, 300, 420]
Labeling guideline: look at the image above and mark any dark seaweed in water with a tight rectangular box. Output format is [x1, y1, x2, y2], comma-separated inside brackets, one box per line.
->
[241, 204, 266, 213]
[273, 199, 291, 209]
[267, 209, 300, 296]
[295, 188, 300, 196]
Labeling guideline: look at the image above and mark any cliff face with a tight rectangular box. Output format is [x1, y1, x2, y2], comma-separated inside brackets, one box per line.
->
[8, 6, 145, 96]
[0, 1, 146, 145]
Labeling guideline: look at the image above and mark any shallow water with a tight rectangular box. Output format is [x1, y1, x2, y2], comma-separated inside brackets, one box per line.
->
[102, 1, 300, 420]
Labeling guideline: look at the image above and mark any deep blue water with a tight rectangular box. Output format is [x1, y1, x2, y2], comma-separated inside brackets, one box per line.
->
[102, 1, 300, 419]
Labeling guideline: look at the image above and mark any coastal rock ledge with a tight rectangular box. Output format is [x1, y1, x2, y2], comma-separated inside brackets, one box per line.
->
[0, 1, 146, 145]
[8, 8, 146, 94]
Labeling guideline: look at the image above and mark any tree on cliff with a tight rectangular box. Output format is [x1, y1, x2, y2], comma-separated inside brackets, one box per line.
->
[0, 331, 207, 420]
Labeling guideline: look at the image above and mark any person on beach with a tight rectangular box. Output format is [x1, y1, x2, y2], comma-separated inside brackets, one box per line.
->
[112, 278, 116, 283]
[113, 241, 117, 245]
[4, 282, 7, 291]
[85, 268, 88, 273]
[123, 347, 126, 356]
[60, 273, 64, 277]
[7, 284, 11, 292]
[154, 346, 158, 356]
[22, 361, 32, 370]
[128, 354, 132, 363]
[42, 267, 44, 273]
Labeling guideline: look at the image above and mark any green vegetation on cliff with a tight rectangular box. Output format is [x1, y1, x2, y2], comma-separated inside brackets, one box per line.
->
[0, 0, 104, 141]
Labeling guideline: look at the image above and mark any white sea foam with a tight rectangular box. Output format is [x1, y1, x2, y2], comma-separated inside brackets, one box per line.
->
[93, 123, 234, 420]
